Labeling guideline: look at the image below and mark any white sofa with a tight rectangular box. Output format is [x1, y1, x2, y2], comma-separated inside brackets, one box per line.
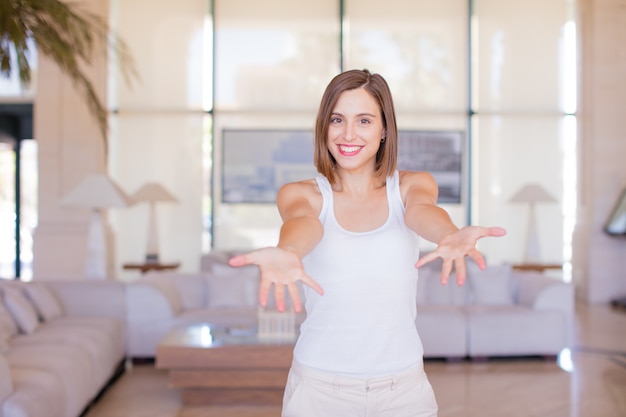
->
[415, 261, 574, 359]
[134, 254, 574, 361]
[126, 263, 271, 358]
[0, 255, 575, 417]
[0, 280, 127, 417]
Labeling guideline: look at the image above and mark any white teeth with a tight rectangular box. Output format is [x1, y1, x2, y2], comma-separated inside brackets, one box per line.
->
[340, 145, 360, 153]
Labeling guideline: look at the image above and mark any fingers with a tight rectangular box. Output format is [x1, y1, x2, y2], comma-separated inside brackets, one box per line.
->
[301, 276, 325, 296]
[467, 249, 486, 270]
[258, 279, 272, 308]
[454, 257, 467, 286]
[415, 251, 439, 268]
[486, 226, 507, 237]
[228, 253, 253, 267]
[273, 283, 286, 312]
[440, 258, 453, 285]
[286, 284, 303, 313]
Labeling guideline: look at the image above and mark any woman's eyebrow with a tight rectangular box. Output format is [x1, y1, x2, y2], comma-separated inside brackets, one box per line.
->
[331, 112, 377, 118]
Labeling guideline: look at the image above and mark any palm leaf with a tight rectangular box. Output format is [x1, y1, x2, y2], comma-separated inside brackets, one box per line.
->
[0, 0, 137, 156]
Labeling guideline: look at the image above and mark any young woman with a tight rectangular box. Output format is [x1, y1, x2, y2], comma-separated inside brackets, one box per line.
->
[229, 69, 506, 416]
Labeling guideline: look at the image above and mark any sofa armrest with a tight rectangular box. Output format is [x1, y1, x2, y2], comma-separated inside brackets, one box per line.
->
[143, 272, 206, 310]
[0, 354, 13, 406]
[514, 272, 574, 317]
[46, 281, 126, 320]
[126, 282, 180, 324]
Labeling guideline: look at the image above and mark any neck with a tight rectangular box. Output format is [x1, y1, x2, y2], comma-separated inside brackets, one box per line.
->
[333, 168, 386, 195]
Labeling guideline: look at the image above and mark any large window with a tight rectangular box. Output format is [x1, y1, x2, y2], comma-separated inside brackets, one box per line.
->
[109, 0, 577, 278]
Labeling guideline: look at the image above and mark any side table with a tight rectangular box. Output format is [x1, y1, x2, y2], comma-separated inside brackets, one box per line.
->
[511, 263, 562, 272]
[122, 262, 180, 274]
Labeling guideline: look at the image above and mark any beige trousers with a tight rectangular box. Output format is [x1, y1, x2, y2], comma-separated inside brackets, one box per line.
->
[281, 360, 438, 417]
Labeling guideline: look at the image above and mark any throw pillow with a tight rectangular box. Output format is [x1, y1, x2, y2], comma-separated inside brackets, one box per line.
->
[0, 298, 18, 338]
[2, 287, 40, 334]
[417, 264, 468, 306]
[0, 298, 17, 352]
[467, 263, 513, 305]
[206, 263, 260, 308]
[24, 284, 63, 322]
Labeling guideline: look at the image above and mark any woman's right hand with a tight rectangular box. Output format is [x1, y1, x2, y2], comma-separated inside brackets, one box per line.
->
[229, 247, 324, 313]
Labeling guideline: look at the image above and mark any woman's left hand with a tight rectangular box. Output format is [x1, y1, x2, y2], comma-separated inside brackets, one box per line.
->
[415, 226, 506, 286]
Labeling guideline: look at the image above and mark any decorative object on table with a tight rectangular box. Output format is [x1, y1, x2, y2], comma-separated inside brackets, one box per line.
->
[60, 174, 133, 279]
[257, 306, 297, 341]
[604, 186, 626, 236]
[130, 182, 178, 263]
[509, 183, 558, 263]
[604, 185, 626, 310]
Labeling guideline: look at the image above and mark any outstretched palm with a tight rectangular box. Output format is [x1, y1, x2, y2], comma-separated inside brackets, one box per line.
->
[229, 247, 324, 313]
[416, 226, 506, 285]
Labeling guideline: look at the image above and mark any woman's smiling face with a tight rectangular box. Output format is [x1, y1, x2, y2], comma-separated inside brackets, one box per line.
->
[327, 87, 385, 173]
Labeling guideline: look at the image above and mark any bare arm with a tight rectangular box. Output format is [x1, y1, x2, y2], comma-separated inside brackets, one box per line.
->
[402, 171, 506, 285]
[403, 171, 459, 243]
[276, 181, 324, 258]
[229, 181, 324, 312]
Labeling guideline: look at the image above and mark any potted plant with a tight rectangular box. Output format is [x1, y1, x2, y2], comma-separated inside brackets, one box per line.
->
[0, 0, 137, 153]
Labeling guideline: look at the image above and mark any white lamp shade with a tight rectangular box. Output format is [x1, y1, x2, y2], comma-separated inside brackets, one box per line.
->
[60, 174, 133, 208]
[509, 183, 557, 203]
[131, 182, 178, 203]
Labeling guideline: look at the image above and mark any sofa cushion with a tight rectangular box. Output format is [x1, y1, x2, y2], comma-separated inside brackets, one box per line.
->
[0, 354, 12, 405]
[24, 284, 63, 321]
[11, 322, 123, 386]
[206, 263, 259, 308]
[466, 305, 567, 356]
[0, 298, 18, 341]
[418, 264, 467, 306]
[4, 367, 65, 417]
[2, 287, 40, 334]
[415, 304, 468, 358]
[467, 263, 513, 305]
[6, 344, 96, 417]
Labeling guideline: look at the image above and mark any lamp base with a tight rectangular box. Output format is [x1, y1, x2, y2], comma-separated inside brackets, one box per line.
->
[145, 253, 160, 264]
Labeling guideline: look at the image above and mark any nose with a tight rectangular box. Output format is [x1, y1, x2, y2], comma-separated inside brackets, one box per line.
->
[343, 123, 356, 142]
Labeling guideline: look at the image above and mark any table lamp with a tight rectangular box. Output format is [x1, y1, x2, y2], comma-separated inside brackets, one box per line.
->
[509, 183, 557, 263]
[131, 182, 178, 263]
[60, 174, 133, 279]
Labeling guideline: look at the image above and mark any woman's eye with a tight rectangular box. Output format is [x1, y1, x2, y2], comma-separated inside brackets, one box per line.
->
[360, 119, 371, 124]
[331, 117, 342, 124]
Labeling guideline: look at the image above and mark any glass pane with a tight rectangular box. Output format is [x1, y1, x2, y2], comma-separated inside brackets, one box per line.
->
[19, 140, 37, 281]
[214, 0, 339, 111]
[110, 113, 206, 281]
[472, 115, 568, 265]
[212, 112, 315, 251]
[0, 142, 15, 279]
[473, 0, 570, 112]
[113, 0, 210, 110]
[0, 38, 37, 98]
[345, 0, 468, 112]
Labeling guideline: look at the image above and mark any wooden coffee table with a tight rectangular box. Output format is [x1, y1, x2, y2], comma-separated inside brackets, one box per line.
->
[155, 324, 295, 406]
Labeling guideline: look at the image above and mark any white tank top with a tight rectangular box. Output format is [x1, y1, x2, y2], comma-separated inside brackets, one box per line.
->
[296, 171, 424, 377]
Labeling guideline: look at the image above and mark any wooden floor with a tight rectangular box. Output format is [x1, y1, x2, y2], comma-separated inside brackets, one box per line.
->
[85, 302, 626, 417]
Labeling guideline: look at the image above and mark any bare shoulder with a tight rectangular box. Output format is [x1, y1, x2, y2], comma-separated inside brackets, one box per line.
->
[398, 171, 438, 205]
[276, 178, 323, 219]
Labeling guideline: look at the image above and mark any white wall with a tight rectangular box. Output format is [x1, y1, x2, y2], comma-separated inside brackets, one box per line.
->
[29, 0, 626, 304]
[572, 0, 626, 303]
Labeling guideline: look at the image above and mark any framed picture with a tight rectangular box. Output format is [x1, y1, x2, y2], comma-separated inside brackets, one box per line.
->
[221, 128, 465, 204]
[221, 129, 317, 203]
[398, 130, 465, 204]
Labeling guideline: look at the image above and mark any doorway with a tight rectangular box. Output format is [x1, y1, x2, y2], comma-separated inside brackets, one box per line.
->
[0, 103, 36, 280]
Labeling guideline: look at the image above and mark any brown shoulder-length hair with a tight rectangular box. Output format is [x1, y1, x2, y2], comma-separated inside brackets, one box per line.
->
[314, 69, 398, 185]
